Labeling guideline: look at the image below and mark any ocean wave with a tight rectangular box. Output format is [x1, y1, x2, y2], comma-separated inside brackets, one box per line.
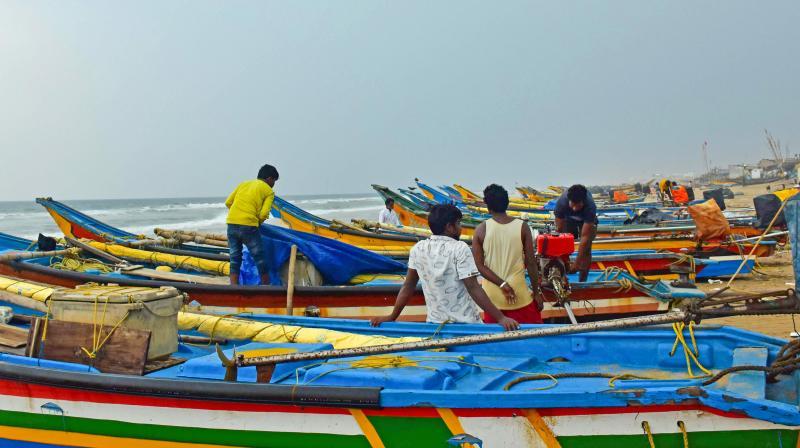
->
[125, 213, 229, 236]
[82, 202, 226, 217]
[308, 205, 382, 216]
[293, 196, 377, 206]
[0, 211, 49, 219]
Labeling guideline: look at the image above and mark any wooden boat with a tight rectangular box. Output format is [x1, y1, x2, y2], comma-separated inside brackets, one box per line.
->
[270, 197, 421, 254]
[372, 184, 482, 233]
[0, 283, 796, 447]
[0, 232, 707, 321]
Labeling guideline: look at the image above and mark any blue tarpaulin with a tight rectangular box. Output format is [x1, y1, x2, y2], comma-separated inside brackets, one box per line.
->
[239, 224, 407, 286]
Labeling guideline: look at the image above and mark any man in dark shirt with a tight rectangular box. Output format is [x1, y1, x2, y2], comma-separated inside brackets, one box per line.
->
[554, 184, 597, 282]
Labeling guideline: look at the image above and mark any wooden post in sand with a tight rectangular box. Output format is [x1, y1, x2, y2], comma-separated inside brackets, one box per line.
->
[286, 245, 298, 316]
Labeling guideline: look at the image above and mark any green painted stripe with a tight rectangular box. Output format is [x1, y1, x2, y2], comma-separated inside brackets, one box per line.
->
[367, 415, 453, 448]
[559, 428, 799, 448]
[0, 409, 370, 448]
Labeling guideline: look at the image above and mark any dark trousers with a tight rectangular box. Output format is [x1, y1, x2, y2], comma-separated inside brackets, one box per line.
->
[227, 224, 268, 276]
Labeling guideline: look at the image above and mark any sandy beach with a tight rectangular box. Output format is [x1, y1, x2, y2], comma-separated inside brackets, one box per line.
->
[694, 180, 797, 338]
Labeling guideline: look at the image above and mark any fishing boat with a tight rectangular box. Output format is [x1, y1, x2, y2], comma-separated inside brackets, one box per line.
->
[0, 281, 797, 447]
[0, 231, 709, 321]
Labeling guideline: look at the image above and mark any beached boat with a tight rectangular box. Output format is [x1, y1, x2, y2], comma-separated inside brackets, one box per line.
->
[0, 283, 797, 447]
[0, 231, 707, 321]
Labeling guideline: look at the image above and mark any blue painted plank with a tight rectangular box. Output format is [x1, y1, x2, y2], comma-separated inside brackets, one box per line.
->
[727, 346, 768, 400]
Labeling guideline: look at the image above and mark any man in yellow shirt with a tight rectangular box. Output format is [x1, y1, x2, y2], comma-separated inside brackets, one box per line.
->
[225, 164, 279, 285]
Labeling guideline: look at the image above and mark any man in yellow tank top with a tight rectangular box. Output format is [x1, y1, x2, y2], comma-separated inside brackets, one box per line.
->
[472, 184, 543, 324]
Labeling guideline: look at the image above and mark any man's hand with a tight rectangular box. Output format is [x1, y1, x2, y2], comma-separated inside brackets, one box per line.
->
[575, 252, 591, 273]
[532, 288, 544, 311]
[501, 283, 516, 304]
[498, 317, 520, 332]
[370, 316, 395, 327]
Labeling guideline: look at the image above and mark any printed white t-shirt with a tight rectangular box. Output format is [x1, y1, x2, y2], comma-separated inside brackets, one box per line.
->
[408, 235, 482, 324]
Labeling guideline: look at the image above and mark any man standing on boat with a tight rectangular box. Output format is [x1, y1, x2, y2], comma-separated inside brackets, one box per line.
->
[472, 184, 544, 323]
[554, 184, 597, 282]
[225, 164, 279, 285]
[378, 198, 401, 226]
[370, 204, 519, 331]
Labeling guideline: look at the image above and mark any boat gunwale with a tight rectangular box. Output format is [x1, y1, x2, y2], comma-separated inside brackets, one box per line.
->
[0, 360, 382, 408]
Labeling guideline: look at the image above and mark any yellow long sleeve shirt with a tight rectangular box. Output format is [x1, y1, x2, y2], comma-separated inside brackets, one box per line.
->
[225, 179, 275, 227]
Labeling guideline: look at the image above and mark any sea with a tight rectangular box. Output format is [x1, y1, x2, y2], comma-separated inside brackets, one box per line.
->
[0, 194, 385, 241]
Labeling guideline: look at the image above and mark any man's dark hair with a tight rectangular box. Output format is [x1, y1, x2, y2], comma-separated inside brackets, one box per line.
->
[483, 184, 509, 213]
[257, 164, 279, 180]
[428, 204, 462, 235]
[385, 198, 394, 207]
[567, 184, 588, 204]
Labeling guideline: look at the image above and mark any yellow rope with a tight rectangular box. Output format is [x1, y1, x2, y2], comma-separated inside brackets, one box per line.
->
[641, 421, 656, 448]
[677, 421, 689, 448]
[669, 322, 712, 378]
[50, 256, 114, 274]
[77, 293, 132, 359]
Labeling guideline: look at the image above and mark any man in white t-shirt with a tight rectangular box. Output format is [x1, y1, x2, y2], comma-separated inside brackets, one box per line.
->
[378, 198, 401, 226]
[370, 204, 519, 331]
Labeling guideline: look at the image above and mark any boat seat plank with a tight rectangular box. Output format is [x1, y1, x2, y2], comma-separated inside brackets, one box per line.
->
[0, 323, 28, 349]
[726, 346, 768, 400]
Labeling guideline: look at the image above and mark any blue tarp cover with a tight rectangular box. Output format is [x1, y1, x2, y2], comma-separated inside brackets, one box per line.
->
[240, 224, 407, 286]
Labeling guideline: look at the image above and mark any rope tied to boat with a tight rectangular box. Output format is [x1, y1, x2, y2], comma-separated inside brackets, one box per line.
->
[598, 267, 635, 293]
[80, 291, 132, 359]
[641, 421, 656, 448]
[669, 322, 712, 378]
[677, 421, 690, 448]
[702, 337, 800, 386]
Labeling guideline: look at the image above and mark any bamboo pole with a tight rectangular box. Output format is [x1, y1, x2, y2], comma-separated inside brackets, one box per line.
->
[0, 248, 79, 263]
[154, 229, 228, 248]
[285, 245, 298, 316]
[155, 228, 228, 242]
[237, 311, 689, 367]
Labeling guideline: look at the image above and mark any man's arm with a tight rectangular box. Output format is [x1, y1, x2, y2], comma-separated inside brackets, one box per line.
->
[225, 185, 239, 209]
[554, 217, 566, 233]
[521, 223, 543, 310]
[463, 276, 519, 331]
[574, 222, 597, 281]
[471, 223, 515, 302]
[370, 269, 419, 326]
[258, 193, 274, 223]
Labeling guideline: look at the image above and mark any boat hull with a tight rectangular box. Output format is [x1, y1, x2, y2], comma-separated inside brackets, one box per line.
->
[0, 369, 794, 448]
[0, 260, 681, 322]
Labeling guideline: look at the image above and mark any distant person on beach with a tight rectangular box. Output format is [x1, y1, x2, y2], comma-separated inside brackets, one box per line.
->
[371, 204, 519, 331]
[378, 198, 401, 226]
[225, 164, 279, 285]
[472, 184, 543, 324]
[659, 179, 673, 201]
[554, 184, 597, 282]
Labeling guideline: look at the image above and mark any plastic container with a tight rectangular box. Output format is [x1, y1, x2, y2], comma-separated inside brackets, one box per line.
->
[536, 233, 575, 258]
[49, 285, 184, 360]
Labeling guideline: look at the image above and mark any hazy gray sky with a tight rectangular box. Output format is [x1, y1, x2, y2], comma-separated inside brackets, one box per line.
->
[1, 1, 797, 201]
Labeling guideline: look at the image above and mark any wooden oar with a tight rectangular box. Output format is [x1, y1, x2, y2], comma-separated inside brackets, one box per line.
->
[237, 311, 690, 367]
[65, 237, 126, 264]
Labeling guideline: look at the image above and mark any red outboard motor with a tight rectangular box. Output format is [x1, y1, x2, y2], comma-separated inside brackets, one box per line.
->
[536, 231, 577, 322]
[536, 231, 575, 281]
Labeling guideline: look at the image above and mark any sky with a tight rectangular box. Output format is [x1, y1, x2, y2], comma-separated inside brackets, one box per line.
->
[0, 1, 798, 201]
